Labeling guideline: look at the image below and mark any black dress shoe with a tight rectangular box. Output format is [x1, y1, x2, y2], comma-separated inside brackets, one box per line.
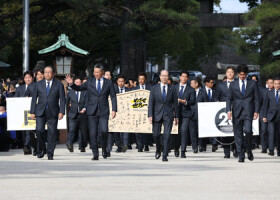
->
[33, 151, 37, 156]
[48, 157, 54, 160]
[91, 156, 99, 161]
[138, 148, 143, 152]
[238, 158, 245, 162]
[115, 147, 122, 153]
[248, 153, 254, 161]
[181, 151, 186, 158]
[122, 146, 128, 153]
[155, 150, 161, 159]
[268, 151, 274, 156]
[193, 150, 198, 154]
[261, 149, 267, 153]
[224, 155, 230, 159]
[174, 149, 179, 157]
[37, 152, 44, 159]
[80, 148, 86, 152]
[23, 146, 32, 155]
[66, 144, 74, 153]
[107, 151, 111, 157]
[128, 145, 132, 150]
[102, 150, 108, 159]
[212, 145, 218, 152]
[144, 145, 149, 152]
[233, 149, 238, 158]
[162, 156, 168, 162]
[199, 147, 203, 152]
[277, 152, 280, 157]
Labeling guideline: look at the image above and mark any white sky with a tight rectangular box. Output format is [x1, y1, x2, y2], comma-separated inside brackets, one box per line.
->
[214, 0, 249, 13]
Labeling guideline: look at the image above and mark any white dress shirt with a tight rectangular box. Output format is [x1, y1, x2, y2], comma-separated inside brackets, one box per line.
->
[275, 89, 280, 97]
[239, 78, 247, 92]
[160, 83, 168, 95]
[226, 80, 233, 89]
[46, 79, 53, 88]
[205, 86, 212, 97]
[195, 88, 200, 97]
[139, 84, 145, 90]
[179, 83, 187, 93]
[96, 77, 104, 90]
[119, 87, 126, 93]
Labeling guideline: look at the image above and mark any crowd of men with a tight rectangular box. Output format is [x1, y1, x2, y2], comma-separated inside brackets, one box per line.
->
[1, 63, 280, 163]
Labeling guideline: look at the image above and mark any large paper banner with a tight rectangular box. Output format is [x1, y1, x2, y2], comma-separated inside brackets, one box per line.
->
[108, 90, 178, 134]
[198, 102, 259, 138]
[6, 97, 67, 131]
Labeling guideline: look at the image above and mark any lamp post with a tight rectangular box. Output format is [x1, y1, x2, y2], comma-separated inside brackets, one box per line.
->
[23, 0, 29, 74]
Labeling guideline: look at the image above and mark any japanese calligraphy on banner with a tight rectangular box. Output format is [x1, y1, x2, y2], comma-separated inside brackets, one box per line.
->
[108, 90, 178, 134]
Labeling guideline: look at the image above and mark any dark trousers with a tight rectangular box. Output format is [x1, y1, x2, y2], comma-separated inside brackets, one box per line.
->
[67, 116, 88, 148]
[136, 133, 149, 149]
[232, 109, 253, 159]
[114, 132, 129, 147]
[152, 114, 173, 157]
[267, 114, 280, 152]
[88, 115, 108, 157]
[260, 120, 268, 150]
[107, 132, 114, 152]
[221, 137, 235, 157]
[22, 130, 37, 151]
[36, 109, 58, 158]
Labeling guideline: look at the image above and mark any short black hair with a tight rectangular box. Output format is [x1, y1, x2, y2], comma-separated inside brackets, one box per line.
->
[251, 75, 259, 82]
[138, 72, 147, 79]
[204, 76, 214, 83]
[236, 64, 249, 74]
[180, 71, 189, 77]
[117, 74, 126, 81]
[94, 63, 105, 71]
[226, 66, 235, 73]
[274, 76, 280, 81]
[74, 77, 82, 82]
[192, 77, 202, 87]
[44, 65, 55, 73]
[266, 76, 274, 81]
[23, 71, 33, 78]
[35, 68, 44, 76]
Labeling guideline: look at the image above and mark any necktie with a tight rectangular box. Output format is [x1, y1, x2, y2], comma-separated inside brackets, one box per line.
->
[76, 92, 79, 102]
[208, 89, 211, 101]
[46, 82, 50, 95]
[241, 80, 245, 97]
[97, 79, 101, 95]
[162, 86, 166, 102]
[120, 88, 123, 93]
[179, 86, 184, 98]
[276, 90, 279, 104]
[46, 82, 50, 108]
[142, 85, 144, 90]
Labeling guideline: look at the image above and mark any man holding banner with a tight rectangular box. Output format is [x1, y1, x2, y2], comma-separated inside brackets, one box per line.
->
[227, 64, 259, 162]
[148, 70, 179, 162]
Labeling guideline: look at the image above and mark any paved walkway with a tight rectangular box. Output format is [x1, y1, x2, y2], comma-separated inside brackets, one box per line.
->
[0, 144, 280, 200]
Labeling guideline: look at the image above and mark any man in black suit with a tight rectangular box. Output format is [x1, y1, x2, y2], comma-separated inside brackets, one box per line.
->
[262, 77, 280, 156]
[227, 64, 259, 162]
[65, 63, 117, 161]
[190, 78, 208, 152]
[259, 77, 274, 153]
[14, 71, 37, 156]
[148, 69, 179, 162]
[112, 75, 130, 153]
[30, 66, 66, 160]
[133, 72, 152, 152]
[66, 77, 88, 153]
[202, 77, 218, 152]
[173, 71, 196, 158]
[215, 66, 237, 158]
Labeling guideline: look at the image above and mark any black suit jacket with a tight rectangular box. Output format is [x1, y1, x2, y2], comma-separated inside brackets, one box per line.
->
[70, 78, 117, 116]
[259, 87, 269, 119]
[215, 81, 229, 102]
[191, 88, 208, 121]
[263, 89, 280, 121]
[66, 89, 88, 118]
[14, 84, 29, 97]
[30, 79, 66, 117]
[114, 85, 130, 94]
[148, 83, 179, 121]
[175, 84, 196, 118]
[226, 79, 260, 119]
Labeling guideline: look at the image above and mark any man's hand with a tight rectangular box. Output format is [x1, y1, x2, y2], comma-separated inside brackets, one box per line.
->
[178, 99, 186, 104]
[263, 118, 267, 123]
[253, 112, 259, 120]
[174, 118, 178, 126]
[228, 112, 232, 120]
[31, 114, 36, 120]
[111, 111, 116, 119]
[149, 117, 153, 124]
[58, 113, 64, 120]
[79, 109, 86, 114]
[64, 74, 73, 85]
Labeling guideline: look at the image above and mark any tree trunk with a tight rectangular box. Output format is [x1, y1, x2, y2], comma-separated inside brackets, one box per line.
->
[120, 0, 146, 80]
